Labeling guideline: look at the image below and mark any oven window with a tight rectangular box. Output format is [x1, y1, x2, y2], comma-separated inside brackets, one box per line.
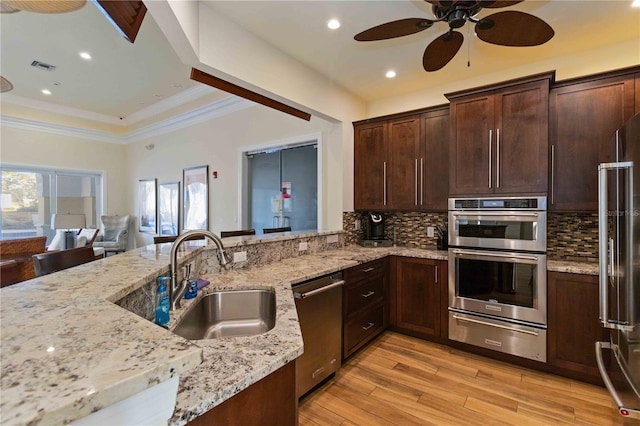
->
[456, 258, 535, 308]
[458, 220, 535, 240]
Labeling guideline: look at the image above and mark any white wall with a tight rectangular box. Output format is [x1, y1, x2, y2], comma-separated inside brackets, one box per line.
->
[125, 103, 342, 247]
[0, 126, 129, 216]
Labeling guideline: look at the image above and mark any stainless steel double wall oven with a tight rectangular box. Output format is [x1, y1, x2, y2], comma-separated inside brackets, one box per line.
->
[448, 196, 548, 362]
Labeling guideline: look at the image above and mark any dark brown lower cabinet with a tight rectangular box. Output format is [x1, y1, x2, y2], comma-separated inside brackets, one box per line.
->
[188, 360, 297, 426]
[548, 272, 608, 382]
[391, 257, 448, 339]
[343, 259, 389, 359]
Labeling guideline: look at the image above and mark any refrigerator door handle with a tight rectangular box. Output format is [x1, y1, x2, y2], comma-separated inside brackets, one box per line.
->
[595, 341, 640, 419]
[598, 160, 634, 330]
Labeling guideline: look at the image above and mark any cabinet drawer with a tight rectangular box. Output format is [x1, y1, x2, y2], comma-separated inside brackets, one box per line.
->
[344, 259, 385, 283]
[344, 304, 384, 358]
[344, 273, 384, 318]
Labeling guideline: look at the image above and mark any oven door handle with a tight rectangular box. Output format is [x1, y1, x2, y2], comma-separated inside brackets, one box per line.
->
[450, 249, 540, 263]
[452, 314, 540, 336]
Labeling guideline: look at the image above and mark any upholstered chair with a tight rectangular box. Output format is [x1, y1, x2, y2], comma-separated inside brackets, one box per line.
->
[93, 215, 130, 255]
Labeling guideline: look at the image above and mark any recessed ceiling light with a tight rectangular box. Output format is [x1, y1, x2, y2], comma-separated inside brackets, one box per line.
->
[327, 19, 340, 30]
[385, 70, 397, 79]
[632, 0, 640, 7]
[41, 89, 52, 95]
[79, 52, 92, 60]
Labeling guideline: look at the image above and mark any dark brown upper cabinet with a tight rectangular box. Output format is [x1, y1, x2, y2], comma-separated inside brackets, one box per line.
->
[549, 70, 636, 211]
[421, 107, 450, 211]
[354, 121, 388, 211]
[354, 105, 449, 212]
[447, 73, 552, 196]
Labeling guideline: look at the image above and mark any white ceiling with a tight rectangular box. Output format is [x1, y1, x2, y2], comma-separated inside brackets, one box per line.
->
[0, 0, 639, 122]
[206, 0, 640, 102]
[0, 1, 199, 119]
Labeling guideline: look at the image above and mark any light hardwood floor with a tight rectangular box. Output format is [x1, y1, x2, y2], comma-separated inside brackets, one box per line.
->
[299, 332, 639, 426]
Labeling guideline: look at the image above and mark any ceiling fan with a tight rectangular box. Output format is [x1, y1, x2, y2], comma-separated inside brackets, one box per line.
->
[354, 0, 554, 72]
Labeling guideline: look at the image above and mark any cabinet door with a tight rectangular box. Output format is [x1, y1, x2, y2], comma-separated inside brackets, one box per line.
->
[494, 80, 549, 194]
[549, 75, 635, 211]
[354, 121, 387, 210]
[449, 94, 494, 196]
[394, 257, 441, 336]
[636, 72, 640, 114]
[387, 116, 422, 209]
[548, 272, 608, 379]
[421, 107, 449, 211]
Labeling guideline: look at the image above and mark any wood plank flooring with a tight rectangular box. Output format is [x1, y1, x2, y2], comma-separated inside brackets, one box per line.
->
[299, 332, 640, 426]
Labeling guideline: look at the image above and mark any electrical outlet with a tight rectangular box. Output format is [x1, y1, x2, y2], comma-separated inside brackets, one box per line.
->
[299, 242, 308, 251]
[233, 251, 247, 263]
[326, 234, 339, 244]
[427, 226, 435, 237]
[355, 219, 361, 231]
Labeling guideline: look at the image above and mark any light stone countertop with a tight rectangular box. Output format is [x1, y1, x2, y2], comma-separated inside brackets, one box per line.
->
[0, 238, 597, 426]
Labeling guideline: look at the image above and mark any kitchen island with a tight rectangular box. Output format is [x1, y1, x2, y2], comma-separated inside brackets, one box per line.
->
[0, 233, 597, 425]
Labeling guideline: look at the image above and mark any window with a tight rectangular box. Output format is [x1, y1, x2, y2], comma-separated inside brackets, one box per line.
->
[244, 143, 318, 234]
[1, 166, 103, 243]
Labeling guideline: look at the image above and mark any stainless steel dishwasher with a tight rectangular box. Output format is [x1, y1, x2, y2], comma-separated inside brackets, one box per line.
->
[292, 272, 344, 398]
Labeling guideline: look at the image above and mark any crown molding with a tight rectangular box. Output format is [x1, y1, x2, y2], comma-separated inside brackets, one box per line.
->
[0, 115, 123, 143]
[124, 96, 254, 142]
[121, 84, 217, 125]
[0, 96, 255, 144]
[0, 93, 122, 125]
[0, 84, 217, 127]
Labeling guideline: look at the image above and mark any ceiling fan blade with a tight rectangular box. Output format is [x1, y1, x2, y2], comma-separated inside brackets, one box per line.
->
[423, 31, 464, 72]
[479, 1, 524, 9]
[354, 18, 434, 41]
[475, 11, 554, 46]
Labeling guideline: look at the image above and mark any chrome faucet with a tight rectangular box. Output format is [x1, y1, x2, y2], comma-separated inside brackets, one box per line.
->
[169, 230, 227, 310]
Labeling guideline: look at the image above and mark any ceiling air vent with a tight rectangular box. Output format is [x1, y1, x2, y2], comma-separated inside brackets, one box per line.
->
[30, 61, 56, 71]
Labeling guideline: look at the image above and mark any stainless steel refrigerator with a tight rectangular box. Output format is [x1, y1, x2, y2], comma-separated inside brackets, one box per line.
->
[596, 112, 640, 419]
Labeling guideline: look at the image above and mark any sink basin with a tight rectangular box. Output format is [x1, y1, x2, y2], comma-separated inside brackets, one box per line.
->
[173, 289, 276, 340]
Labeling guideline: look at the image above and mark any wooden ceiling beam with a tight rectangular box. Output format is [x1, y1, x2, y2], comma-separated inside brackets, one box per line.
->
[190, 68, 311, 122]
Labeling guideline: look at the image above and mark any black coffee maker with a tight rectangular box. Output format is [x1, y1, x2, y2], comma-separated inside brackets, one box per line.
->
[360, 212, 392, 247]
[367, 212, 385, 240]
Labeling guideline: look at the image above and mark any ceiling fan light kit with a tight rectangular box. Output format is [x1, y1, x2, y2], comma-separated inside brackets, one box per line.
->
[354, 0, 554, 72]
[2, 0, 86, 14]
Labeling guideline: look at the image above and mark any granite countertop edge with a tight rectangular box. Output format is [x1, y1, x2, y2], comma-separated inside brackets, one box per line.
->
[0, 240, 598, 426]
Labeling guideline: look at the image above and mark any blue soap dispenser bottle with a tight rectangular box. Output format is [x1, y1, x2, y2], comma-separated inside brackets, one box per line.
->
[155, 276, 170, 326]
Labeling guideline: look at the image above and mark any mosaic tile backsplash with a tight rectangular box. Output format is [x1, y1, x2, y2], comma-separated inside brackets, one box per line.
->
[343, 211, 447, 249]
[344, 211, 599, 263]
[547, 213, 599, 263]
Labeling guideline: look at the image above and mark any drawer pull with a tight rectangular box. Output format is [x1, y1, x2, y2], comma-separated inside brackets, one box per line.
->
[362, 267, 375, 273]
[452, 314, 539, 336]
[361, 291, 375, 298]
[362, 322, 375, 331]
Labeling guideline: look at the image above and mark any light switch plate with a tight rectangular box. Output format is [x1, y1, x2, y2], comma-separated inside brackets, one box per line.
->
[326, 234, 339, 244]
[233, 251, 247, 263]
[355, 220, 361, 231]
[427, 226, 435, 237]
[298, 242, 308, 251]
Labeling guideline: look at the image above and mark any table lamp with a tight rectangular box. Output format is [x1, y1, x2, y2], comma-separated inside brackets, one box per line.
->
[51, 214, 86, 250]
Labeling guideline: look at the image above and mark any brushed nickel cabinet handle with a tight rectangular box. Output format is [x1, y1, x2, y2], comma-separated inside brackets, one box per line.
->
[488, 130, 492, 188]
[550, 144, 555, 205]
[361, 291, 375, 298]
[362, 322, 375, 331]
[496, 128, 500, 188]
[420, 158, 424, 206]
[362, 267, 375, 273]
[383, 161, 387, 206]
[415, 158, 418, 206]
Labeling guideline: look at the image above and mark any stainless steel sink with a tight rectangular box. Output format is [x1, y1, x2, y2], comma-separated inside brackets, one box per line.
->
[172, 289, 276, 340]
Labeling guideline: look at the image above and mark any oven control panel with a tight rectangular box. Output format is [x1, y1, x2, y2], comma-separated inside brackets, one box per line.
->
[450, 196, 546, 211]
